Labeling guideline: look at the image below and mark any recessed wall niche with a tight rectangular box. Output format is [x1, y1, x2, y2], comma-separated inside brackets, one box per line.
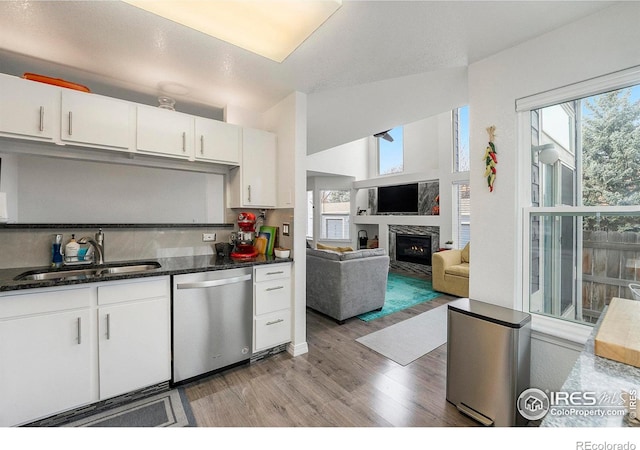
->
[368, 181, 439, 215]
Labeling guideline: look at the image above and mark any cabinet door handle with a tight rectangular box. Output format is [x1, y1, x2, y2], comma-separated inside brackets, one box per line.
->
[68, 111, 73, 136]
[39, 106, 44, 132]
[266, 286, 284, 292]
[106, 313, 111, 340]
[266, 271, 284, 276]
[266, 318, 284, 326]
[247, 185, 252, 202]
[182, 132, 186, 152]
[77, 317, 82, 345]
[200, 135, 204, 155]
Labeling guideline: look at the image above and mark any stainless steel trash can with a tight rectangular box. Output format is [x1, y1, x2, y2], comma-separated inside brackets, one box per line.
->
[446, 299, 531, 426]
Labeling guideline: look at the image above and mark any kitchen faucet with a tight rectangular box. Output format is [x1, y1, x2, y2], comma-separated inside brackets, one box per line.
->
[78, 228, 105, 265]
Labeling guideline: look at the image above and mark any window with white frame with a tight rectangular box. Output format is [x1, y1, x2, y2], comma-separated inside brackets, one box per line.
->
[452, 106, 471, 249]
[306, 190, 313, 239]
[319, 190, 351, 240]
[521, 69, 640, 326]
[377, 127, 404, 175]
[453, 182, 471, 249]
[454, 105, 470, 172]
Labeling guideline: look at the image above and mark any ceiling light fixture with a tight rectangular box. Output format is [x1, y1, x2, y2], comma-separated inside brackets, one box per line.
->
[374, 130, 394, 142]
[122, 0, 342, 63]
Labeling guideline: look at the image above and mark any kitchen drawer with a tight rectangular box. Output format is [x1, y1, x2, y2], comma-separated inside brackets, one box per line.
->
[254, 309, 291, 352]
[0, 286, 93, 319]
[98, 277, 169, 306]
[254, 263, 290, 283]
[254, 278, 291, 315]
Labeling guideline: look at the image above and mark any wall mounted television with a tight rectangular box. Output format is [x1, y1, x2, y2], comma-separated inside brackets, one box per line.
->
[377, 183, 419, 214]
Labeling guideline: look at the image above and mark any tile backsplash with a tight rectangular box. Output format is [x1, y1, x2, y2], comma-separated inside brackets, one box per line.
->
[0, 227, 234, 269]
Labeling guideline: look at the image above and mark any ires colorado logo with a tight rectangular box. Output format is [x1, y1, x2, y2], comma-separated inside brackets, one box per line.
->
[516, 388, 635, 421]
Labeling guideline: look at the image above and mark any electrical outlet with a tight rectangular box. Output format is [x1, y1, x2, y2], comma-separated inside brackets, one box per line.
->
[202, 233, 216, 242]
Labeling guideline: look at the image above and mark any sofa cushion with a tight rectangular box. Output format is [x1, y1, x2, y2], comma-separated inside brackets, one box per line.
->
[340, 248, 386, 260]
[307, 248, 343, 260]
[445, 263, 469, 278]
[307, 247, 386, 261]
[317, 243, 354, 252]
[461, 242, 470, 263]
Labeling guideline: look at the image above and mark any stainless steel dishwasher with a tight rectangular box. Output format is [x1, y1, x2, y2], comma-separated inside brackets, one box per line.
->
[172, 267, 253, 384]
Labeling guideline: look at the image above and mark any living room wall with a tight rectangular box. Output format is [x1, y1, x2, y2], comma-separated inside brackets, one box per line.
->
[306, 110, 458, 250]
[467, 2, 640, 391]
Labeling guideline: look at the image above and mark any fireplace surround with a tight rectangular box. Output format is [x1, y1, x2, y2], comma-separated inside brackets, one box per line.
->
[389, 225, 439, 276]
[396, 234, 432, 266]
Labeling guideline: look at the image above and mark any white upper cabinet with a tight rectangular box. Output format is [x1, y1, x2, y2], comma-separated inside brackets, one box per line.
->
[228, 127, 277, 208]
[136, 105, 194, 159]
[194, 117, 240, 165]
[0, 72, 280, 176]
[61, 90, 132, 151]
[0, 73, 58, 141]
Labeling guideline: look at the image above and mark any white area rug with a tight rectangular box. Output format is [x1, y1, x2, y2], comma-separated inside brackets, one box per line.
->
[356, 301, 462, 366]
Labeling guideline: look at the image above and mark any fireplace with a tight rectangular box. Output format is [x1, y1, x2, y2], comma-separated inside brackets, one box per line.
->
[396, 234, 432, 266]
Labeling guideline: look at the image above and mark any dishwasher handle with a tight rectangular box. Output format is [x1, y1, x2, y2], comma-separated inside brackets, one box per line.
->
[176, 274, 252, 290]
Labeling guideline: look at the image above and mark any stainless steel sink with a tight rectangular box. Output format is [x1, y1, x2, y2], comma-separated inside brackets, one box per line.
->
[17, 268, 98, 281]
[14, 261, 161, 282]
[100, 264, 161, 275]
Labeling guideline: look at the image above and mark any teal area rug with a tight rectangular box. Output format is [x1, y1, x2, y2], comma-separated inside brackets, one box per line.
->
[358, 272, 441, 321]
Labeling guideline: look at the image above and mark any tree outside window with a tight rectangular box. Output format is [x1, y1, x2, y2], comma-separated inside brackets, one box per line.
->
[455, 105, 470, 172]
[306, 190, 313, 239]
[529, 83, 640, 325]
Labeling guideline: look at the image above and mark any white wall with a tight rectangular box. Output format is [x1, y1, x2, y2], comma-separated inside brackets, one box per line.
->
[0, 153, 18, 222]
[264, 91, 309, 357]
[468, 2, 640, 389]
[307, 66, 467, 154]
[307, 139, 368, 180]
[403, 114, 442, 174]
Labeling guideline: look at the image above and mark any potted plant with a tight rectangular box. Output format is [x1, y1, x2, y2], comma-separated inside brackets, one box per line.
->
[444, 240, 454, 250]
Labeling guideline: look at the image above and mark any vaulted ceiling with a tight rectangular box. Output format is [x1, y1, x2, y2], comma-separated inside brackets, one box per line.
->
[0, 1, 615, 149]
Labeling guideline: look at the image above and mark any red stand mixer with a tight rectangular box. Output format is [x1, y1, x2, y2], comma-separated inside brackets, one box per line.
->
[230, 212, 259, 259]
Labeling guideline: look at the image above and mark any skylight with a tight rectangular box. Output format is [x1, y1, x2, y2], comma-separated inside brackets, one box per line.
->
[122, 0, 342, 63]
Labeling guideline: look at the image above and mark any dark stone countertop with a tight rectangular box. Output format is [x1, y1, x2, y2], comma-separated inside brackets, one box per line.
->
[0, 223, 234, 229]
[0, 254, 293, 293]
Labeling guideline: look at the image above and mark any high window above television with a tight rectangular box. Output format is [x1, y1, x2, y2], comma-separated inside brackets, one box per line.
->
[377, 183, 419, 214]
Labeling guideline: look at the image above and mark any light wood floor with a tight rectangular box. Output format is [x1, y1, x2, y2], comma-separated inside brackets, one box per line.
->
[183, 274, 478, 427]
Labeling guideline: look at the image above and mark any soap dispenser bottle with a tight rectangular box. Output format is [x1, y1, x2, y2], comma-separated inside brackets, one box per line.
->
[65, 234, 80, 262]
[51, 234, 63, 267]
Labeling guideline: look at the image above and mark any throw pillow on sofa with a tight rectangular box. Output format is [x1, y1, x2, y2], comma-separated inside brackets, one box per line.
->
[317, 243, 354, 252]
[461, 242, 470, 263]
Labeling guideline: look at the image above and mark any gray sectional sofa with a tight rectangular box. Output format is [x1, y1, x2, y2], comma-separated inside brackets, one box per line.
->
[306, 247, 390, 323]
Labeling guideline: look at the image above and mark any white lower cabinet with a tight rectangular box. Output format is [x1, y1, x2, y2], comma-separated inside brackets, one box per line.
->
[97, 278, 171, 399]
[253, 263, 292, 353]
[0, 276, 170, 426]
[0, 286, 95, 427]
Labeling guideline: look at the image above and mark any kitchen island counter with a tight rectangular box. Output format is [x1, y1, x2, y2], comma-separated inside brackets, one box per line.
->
[540, 302, 640, 427]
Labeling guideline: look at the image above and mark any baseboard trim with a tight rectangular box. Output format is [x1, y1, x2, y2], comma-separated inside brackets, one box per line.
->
[288, 341, 309, 357]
